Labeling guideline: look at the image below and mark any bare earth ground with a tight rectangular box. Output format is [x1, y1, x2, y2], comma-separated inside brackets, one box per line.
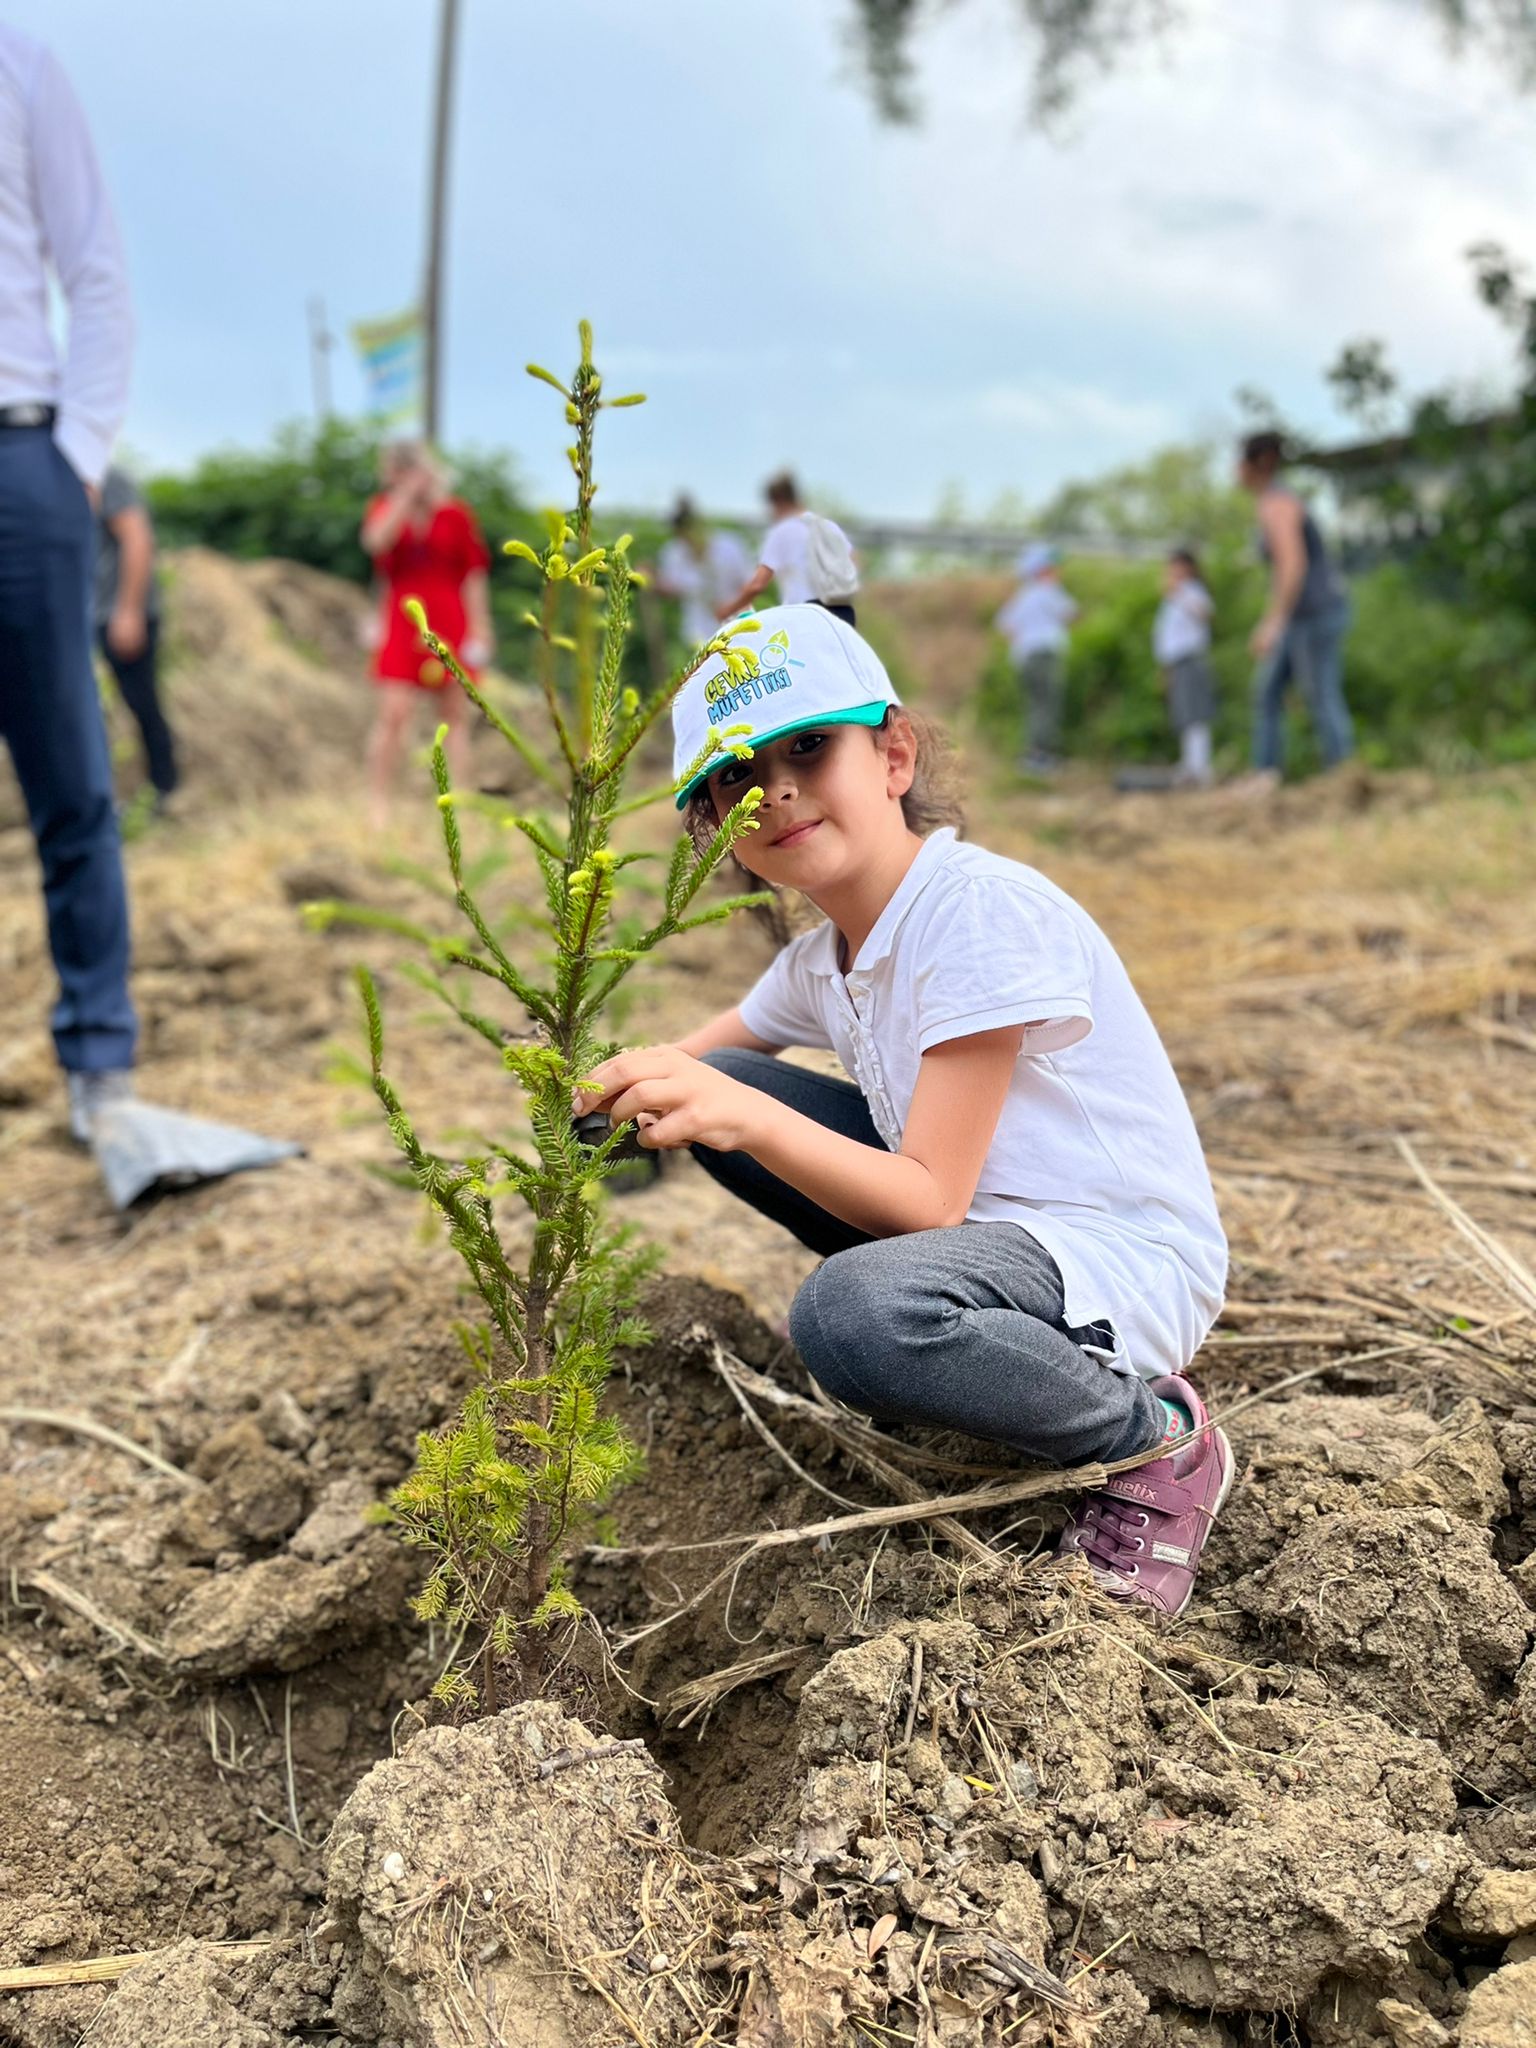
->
[1, 557, 1534, 2046]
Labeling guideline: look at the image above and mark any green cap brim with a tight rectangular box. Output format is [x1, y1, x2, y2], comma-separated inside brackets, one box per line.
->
[674, 702, 891, 810]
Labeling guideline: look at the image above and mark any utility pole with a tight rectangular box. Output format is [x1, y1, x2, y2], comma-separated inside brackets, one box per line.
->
[307, 295, 334, 422]
[422, 0, 460, 445]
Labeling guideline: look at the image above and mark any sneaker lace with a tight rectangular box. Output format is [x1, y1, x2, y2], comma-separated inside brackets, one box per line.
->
[1072, 1499, 1150, 1575]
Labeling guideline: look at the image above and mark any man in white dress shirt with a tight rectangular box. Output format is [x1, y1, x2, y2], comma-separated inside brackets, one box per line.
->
[0, 25, 136, 1138]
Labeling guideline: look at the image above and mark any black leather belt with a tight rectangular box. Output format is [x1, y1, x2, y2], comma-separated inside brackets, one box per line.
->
[0, 403, 57, 429]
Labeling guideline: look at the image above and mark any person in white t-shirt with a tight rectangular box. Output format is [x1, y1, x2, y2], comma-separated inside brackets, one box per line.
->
[718, 471, 858, 627]
[576, 604, 1232, 1619]
[1152, 549, 1216, 788]
[995, 543, 1078, 775]
[653, 497, 753, 649]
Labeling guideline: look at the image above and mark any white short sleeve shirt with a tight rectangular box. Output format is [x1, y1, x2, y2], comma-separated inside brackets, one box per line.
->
[736, 829, 1228, 1380]
[758, 514, 814, 604]
[996, 580, 1078, 659]
[658, 530, 754, 645]
[1153, 581, 1213, 665]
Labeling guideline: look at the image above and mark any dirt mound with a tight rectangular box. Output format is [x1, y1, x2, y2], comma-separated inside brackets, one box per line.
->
[147, 550, 542, 814]
[324, 1702, 729, 2047]
[0, 547, 546, 831]
[862, 572, 1010, 716]
[86, 1941, 333, 2048]
[1240, 1504, 1532, 1784]
[109, 549, 371, 820]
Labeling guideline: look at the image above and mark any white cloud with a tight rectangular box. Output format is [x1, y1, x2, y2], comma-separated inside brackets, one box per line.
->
[601, 342, 857, 380]
[841, 0, 1532, 399]
[970, 380, 1178, 441]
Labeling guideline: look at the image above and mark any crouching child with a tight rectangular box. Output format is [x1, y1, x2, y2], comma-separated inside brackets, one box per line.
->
[576, 605, 1232, 1615]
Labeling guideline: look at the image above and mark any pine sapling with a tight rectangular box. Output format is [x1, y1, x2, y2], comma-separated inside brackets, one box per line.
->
[356, 323, 767, 1709]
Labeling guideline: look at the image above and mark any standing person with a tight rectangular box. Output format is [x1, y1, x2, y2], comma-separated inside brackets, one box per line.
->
[361, 441, 493, 831]
[718, 472, 859, 626]
[0, 25, 137, 1137]
[576, 605, 1232, 1618]
[654, 496, 752, 650]
[995, 544, 1078, 775]
[95, 463, 177, 813]
[1237, 430, 1353, 784]
[1153, 548, 1216, 788]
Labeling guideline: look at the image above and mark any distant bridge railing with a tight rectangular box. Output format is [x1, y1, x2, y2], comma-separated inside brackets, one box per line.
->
[707, 517, 1169, 573]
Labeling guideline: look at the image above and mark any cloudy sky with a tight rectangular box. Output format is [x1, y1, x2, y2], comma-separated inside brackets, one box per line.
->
[14, 0, 1535, 515]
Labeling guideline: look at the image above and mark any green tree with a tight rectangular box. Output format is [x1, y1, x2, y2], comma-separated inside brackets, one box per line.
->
[846, 0, 1536, 123]
[1035, 441, 1251, 553]
[1318, 242, 1536, 614]
[340, 326, 768, 1710]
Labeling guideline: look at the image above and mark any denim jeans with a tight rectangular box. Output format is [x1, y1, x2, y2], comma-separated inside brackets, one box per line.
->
[0, 429, 136, 1072]
[692, 1049, 1163, 1466]
[1252, 599, 1354, 773]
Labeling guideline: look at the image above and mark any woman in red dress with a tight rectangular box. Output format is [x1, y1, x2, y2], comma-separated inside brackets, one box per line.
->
[361, 442, 493, 829]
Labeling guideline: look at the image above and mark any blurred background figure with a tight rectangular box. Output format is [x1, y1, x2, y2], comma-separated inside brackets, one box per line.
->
[95, 461, 177, 815]
[0, 22, 137, 1137]
[361, 439, 492, 830]
[652, 495, 752, 651]
[718, 471, 859, 625]
[996, 542, 1078, 776]
[1153, 547, 1216, 789]
[1238, 429, 1354, 786]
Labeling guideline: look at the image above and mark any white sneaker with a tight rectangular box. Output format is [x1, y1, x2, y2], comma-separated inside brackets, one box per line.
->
[66, 1069, 136, 1144]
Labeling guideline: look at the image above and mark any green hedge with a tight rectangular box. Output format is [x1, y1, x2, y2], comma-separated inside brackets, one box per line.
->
[974, 554, 1536, 773]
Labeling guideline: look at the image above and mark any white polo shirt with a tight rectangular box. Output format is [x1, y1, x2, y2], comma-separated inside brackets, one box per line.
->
[1153, 581, 1213, 666]
[736, 829, 1227, 1381]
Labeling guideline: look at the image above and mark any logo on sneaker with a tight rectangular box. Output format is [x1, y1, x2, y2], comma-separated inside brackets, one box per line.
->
[1150, 1542, 1191, 1565]
[1106, 1478, 1161, 1506]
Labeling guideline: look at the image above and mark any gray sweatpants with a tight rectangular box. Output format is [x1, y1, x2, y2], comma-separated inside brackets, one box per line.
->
[1018, 648, 1065, 762]
[692, 1049, 1163, 1465]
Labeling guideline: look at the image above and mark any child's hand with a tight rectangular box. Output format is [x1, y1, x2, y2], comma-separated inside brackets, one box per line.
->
[574, 1047, 762, 1154]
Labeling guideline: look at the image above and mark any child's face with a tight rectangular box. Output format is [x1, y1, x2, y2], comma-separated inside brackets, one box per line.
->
[1164, 559, 1189, 591]
[706, 722, 916, 896]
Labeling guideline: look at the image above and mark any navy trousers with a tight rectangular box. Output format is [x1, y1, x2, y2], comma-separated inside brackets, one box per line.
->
[0, 429, 136, 1072]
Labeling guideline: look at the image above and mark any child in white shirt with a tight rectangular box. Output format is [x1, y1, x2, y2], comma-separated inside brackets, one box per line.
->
[653, 497, 752, 649]
[577, 605, 1232, 1618]
[995, 544, 1078, 774]
[1153, 550, 1216, 788]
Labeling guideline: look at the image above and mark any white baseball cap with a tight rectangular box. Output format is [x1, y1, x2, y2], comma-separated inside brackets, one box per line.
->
[672, 603, 901, 809]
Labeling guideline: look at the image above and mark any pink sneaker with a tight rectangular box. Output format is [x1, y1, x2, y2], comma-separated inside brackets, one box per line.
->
[1056, 1375, 1234, 1618]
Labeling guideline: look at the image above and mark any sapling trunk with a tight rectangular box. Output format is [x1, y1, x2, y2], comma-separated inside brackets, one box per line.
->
[353, 324, 769, 1710]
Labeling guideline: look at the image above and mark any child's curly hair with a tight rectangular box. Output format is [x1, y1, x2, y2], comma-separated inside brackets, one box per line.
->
[683, 706, 965, 864]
